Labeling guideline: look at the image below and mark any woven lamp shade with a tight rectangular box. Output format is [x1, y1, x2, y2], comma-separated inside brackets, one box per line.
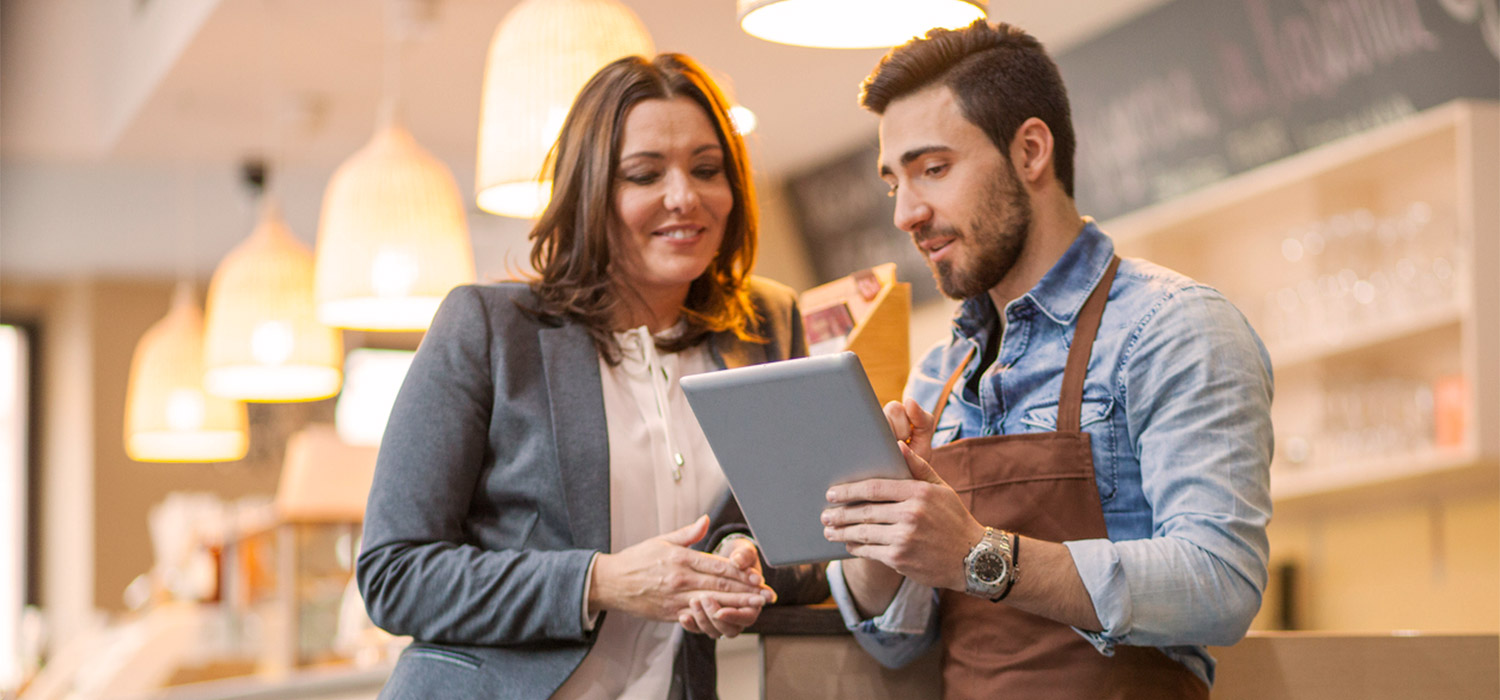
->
[475, 0, 654, 219]
[737, 0, 987, 48]
[315, 116, 475, 331]
[124, 283, 249, 463]
[204, 199, 343, 402]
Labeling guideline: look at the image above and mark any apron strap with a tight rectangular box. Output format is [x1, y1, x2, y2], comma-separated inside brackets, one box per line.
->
[930, 345, 978, 429]
[1057, 256, 1120, 434]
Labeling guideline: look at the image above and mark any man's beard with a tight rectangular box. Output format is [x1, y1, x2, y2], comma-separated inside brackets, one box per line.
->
[920, 161, 1031, 300]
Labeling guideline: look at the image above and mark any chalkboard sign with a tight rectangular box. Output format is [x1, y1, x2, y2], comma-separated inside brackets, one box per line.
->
[783, 140, 943, 304]
[1056, 0, 1500, 220]
[784, 0, 1499, 289]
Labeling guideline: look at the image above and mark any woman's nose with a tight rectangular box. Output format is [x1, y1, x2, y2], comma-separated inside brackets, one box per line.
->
[663, 170, 701, 214]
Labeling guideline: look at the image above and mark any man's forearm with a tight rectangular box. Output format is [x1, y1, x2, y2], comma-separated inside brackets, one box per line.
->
[840, 557, 907, 618]
[1003, 536, 1102, 631]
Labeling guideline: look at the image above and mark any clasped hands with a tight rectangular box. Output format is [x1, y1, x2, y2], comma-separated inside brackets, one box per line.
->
[821, 398, 986, 593]
[588, 515, 774, 639]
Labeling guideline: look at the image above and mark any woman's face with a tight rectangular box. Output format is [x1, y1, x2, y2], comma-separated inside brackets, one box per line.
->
[611, 96, 733, 302]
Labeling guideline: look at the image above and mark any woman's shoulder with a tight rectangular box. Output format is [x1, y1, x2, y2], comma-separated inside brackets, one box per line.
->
[433, 282, 564, 337]
[744, 275, 798, 313]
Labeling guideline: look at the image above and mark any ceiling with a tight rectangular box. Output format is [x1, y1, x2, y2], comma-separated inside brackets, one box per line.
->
[0, 0, 1170, 279]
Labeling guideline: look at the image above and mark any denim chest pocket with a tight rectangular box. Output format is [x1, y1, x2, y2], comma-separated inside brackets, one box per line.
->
[932, 407, 963, 446]
[1018, 398, 1118, 501]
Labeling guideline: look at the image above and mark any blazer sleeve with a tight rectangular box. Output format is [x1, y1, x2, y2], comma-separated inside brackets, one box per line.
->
[356, 286, 597, 646]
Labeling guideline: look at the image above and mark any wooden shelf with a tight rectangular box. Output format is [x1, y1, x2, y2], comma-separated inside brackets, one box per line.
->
[1104, 101, 1499, 510]
[1271, 448, 1496, 506]
[1267, 301, 1464, 369]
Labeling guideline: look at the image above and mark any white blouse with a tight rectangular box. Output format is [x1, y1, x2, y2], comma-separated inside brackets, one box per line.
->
[552, 326, 729, 700]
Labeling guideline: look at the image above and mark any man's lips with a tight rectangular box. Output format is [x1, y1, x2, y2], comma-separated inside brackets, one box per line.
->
[918, 234, 958, 261]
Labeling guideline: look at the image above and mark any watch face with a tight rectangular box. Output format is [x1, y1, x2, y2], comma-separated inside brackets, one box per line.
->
[973, 549, 1008, 585]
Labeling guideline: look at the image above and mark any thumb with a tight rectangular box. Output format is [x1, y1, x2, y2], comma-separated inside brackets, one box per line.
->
[903, 397, 936, 458]
[899, 441, 945, 485]
[662, 514, 710, 547]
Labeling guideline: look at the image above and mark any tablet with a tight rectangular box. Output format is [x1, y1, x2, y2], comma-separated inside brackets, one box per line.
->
[680, 351, 911, 566]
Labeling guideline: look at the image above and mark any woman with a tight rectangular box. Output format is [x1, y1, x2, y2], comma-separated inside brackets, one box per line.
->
[357, 53, 827, 700]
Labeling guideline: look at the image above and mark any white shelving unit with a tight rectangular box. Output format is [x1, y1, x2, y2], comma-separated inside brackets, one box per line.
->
[1103, 100, 1499, 507]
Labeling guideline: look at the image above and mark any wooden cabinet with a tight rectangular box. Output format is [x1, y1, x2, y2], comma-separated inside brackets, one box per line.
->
[1104, 100, 1499, 508]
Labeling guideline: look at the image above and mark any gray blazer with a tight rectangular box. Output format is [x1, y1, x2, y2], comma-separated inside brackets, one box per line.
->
[358, 278, 827, 700]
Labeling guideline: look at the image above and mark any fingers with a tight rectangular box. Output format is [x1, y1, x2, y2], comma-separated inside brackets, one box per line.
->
[826, 477, 919, 505]
[686, 598, 721, 638]
[690, 595, 759, 638]
[685, 549, 760, 587]
[821, 500, 906, 528]
[661, 514, 710, 547]
[903, 397, 936, 457]
[883, 401, 913, 442]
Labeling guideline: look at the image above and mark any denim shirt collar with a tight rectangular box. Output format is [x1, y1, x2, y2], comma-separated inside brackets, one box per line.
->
[952, 219, 1115, 338]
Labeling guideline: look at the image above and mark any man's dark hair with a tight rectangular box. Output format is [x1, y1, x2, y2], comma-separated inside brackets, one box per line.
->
[860, 21, 1076, 197]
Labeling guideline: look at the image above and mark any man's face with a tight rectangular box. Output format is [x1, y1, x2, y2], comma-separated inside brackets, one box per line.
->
[878, 85, 1031, 300]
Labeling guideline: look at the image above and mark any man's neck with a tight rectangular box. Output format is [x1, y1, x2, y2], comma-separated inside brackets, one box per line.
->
[986, 197, 1086, 313]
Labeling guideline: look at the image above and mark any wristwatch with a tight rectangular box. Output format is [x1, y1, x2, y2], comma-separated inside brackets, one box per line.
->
[963, 527, 1019, 602]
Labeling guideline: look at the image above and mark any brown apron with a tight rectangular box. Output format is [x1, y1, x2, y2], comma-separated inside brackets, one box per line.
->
[928, 257, 1207, 700]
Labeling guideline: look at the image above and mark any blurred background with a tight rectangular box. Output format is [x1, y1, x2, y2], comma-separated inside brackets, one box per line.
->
[1, 0, 1497, 697]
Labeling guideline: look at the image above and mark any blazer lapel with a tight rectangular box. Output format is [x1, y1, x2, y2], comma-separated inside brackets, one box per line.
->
[539, 324, 610, 552]
[708, 330, 765, 370]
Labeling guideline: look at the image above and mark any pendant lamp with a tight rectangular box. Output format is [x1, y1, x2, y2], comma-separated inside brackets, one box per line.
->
[475, 0, 654, 219]
[738, 0, 987, 49]
[203, 198, 343, 402]
[125, 283, 249, 463]
[314, 103, 475, 331]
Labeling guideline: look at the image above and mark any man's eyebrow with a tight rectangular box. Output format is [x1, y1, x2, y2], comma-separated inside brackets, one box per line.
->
[878, 145, 952, 177]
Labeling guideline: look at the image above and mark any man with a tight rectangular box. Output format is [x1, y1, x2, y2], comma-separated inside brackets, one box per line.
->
[820, 21, 1273, 699]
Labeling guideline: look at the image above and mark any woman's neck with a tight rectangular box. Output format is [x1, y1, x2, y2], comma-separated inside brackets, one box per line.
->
[615, 285, 688, 334]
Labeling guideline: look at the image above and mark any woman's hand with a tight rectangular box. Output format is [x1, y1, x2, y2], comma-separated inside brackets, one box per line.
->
[588, 516, 773, 624]
[678, 537, 776, 638]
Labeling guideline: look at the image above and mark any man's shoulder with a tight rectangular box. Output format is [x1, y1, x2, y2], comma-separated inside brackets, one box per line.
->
[1109, 256, 1234, 321]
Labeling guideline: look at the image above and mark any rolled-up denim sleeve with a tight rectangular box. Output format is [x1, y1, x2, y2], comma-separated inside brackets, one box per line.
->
[1066, 285, 1274, 651]
[826, 560, 940, 668]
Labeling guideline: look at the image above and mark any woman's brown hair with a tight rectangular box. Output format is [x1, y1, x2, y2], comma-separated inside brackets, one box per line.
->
[526, 53, 762, 361]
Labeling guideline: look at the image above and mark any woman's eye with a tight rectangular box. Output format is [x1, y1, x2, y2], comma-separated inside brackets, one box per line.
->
[924, 163, 947, 177]
[623, 172, 660, 185]
[693, 165, 724, 179]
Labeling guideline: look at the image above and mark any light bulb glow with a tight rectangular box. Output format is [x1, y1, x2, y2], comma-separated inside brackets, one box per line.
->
[371, 249, 420, 299]
[738, 0, 986, 49]
[164, 389, 207, 432]
[729, 105, 757, 135]
[249, 321, 295, 366]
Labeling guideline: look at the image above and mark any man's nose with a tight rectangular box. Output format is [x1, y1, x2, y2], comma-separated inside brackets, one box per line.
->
[892, 189, 932, 234]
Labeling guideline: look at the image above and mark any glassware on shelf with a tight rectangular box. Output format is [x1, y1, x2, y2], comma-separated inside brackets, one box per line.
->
[1260, 200, 1460, 353]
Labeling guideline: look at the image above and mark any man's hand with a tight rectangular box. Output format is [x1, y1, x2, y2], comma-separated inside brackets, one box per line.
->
[823, 441, 985, 593]
[590, 516, 774, 624]
[678, 537, 776, 638]
[883, 398, 936, 463]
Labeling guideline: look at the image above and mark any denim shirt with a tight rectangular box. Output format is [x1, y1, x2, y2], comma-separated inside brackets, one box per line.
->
[827, 222, 1274, 687]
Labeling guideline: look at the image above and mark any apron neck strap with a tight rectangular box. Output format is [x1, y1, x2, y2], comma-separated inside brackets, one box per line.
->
[1057, 256, 1119, 433]
[930, 345, 978, 429]
[927, 256, 1120, 434]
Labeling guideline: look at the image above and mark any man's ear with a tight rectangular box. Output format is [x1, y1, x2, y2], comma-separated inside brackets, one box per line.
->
[1008, 117, 1055, 186]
